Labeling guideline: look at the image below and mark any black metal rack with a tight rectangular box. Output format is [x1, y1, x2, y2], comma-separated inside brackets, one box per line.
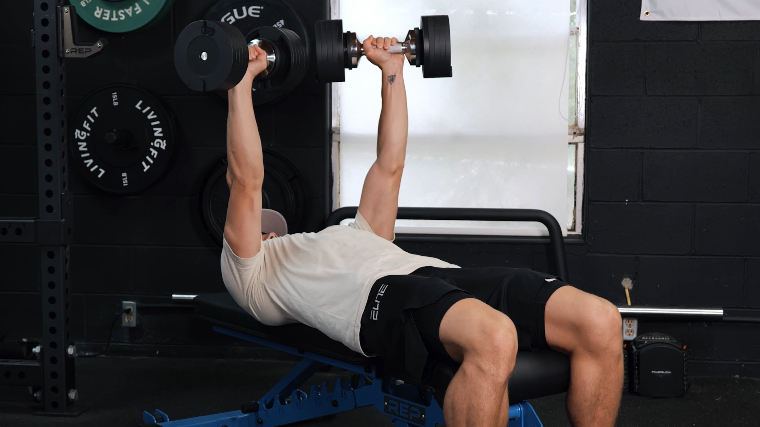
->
[0, 2, 102, 414]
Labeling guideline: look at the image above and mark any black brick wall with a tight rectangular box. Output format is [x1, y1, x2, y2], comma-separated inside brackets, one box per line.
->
[1, 1, 759, 377]
[0, 0, 330, 355]
[577, 1, 760, 375]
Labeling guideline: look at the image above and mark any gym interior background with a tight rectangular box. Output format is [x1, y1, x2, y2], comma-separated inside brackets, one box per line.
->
[0, 0, 759, 425]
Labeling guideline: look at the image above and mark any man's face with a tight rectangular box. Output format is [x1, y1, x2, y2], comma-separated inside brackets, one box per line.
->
[262, 232, 278, 241]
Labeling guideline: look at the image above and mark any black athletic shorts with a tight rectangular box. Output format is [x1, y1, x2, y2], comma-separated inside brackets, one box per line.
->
[359, 266, 569, 379]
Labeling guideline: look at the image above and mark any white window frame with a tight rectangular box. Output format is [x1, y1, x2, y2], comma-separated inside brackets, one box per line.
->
[568, 0, 587, 235]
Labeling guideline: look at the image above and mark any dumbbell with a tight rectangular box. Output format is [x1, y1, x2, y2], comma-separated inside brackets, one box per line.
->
[174, 20, 307, 97]
[315, 15, 452, 83]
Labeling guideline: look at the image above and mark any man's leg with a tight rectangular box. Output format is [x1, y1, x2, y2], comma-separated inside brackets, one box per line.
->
[437, 299, 519, 427]
[544, 287, 623, 427]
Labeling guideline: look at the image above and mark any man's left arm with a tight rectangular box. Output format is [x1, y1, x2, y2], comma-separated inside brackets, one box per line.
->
[357, 36, 407, 240]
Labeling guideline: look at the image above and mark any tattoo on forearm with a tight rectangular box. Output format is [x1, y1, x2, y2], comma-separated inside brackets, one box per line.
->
[387, 75, 396, 85]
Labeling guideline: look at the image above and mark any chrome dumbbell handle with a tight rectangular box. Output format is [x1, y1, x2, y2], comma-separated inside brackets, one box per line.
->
[347, 30, 418, 69]
[359, 43, 407, 55]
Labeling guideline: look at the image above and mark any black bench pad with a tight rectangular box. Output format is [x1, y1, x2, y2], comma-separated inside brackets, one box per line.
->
[194, 293, 570, 401]
[194, 293, 370, 365]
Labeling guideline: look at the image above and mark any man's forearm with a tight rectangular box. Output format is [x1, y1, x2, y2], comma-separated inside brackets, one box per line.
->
[226, 85, 264, 187]
[376, 65, 408, 170]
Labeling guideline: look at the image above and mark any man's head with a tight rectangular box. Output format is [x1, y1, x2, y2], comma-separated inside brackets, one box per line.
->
[262, 232, 278, 241]
[261, 209, 287, 241]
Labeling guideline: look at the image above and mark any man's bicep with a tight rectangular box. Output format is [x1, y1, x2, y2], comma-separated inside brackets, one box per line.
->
[224, 183, 262, 258]
[358, 162, 401, 240]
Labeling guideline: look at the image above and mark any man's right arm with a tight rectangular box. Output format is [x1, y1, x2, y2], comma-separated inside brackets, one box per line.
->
[224, 46, 268, 258]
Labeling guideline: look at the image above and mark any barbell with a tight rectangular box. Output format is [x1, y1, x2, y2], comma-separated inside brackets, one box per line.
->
[315, 15, 452, 82]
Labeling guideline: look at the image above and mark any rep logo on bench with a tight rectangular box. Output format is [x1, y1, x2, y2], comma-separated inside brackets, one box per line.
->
[383, 396, 426, 425]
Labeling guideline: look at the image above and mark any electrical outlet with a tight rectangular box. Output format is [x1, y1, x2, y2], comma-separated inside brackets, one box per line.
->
[122, 301, 136, 328]
[622, 317, 637, 341]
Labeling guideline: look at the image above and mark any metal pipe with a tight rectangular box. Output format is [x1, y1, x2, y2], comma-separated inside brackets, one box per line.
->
[618, 307, 723, 322]
[617, 307, 760, 323]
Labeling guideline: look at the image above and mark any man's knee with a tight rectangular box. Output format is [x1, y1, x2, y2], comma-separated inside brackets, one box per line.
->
[461, 310, 519, 382]
[577, 297, 622, 353]
[440, 300, 519, 381]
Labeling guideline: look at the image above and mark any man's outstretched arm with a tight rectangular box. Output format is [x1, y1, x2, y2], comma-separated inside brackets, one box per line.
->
[224, 46, 269, 258]
[357, 36, 408, 240]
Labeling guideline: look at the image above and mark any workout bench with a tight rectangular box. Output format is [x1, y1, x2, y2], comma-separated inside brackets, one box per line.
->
[142, 208, 571, 427]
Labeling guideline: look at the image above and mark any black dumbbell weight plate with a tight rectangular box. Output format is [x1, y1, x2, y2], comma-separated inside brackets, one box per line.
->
[421, 15, 437, 78]
[205, 0, 310, 105]
[420, 15, 452, 78]
[175, 20, 249, 92]
[315, 20, 346, 83]
[246, 27, 307, 102]
[69, 85, 176, 194]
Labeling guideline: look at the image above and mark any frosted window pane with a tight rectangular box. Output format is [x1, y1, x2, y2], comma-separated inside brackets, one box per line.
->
[338, 0, 570, 236]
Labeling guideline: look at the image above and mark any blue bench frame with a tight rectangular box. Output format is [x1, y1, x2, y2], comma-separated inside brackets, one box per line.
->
[143, 207, 568, 426]
[143, 325, 543, 427]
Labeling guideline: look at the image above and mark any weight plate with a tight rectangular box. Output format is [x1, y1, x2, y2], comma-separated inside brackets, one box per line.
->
[421, 16, 433, 77]
[199, 152, 307, 247]
[175, 20, 249, 92]
[331, 21, 345, 80]
[69, 85, 176, 194]
[245, 26, 307, 100]
[279, 28, 307, 72]
[204, 0, 311, 105]
[422, 15, 437, 78]
[315, 20, 345, 83]
[314, 20, 326, 80]
[72, 0, 173, 33]
[412, 27, 422, 68]
[419, 18, 429, 70]
[439, 16, 453, 77]
[314, 20, 327, 80]
[421, 15, 452, 78]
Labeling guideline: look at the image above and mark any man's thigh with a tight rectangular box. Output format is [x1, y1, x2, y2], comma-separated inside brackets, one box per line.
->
[426, 267, 570, 351]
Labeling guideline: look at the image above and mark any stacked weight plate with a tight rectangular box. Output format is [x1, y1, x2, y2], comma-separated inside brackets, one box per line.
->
[71, 0, 174, 33]
[420, 15, 452, 78]
[204, 0, 311, 105]
[174, 20, 249, 92]
[315, 20, 346, 82]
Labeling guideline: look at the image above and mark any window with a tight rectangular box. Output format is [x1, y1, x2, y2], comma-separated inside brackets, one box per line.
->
[332, 0, 587, 235]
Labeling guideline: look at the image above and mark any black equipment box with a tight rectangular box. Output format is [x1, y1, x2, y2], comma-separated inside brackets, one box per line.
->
[629, 333, 688, 397]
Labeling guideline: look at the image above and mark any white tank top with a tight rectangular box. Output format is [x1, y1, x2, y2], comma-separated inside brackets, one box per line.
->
[220, 211, 458, 355]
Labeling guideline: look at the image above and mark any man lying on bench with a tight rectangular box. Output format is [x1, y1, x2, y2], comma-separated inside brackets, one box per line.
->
[224, 38, 622, 427]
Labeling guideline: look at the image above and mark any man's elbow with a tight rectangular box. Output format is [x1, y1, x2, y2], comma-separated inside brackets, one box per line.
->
[227, 171, 264, 191]
[376, 159, 405, 178]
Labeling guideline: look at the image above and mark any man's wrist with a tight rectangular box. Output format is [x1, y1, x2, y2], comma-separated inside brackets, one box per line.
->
[381, 65, 404, 77]
[229, 83, 252, 99]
